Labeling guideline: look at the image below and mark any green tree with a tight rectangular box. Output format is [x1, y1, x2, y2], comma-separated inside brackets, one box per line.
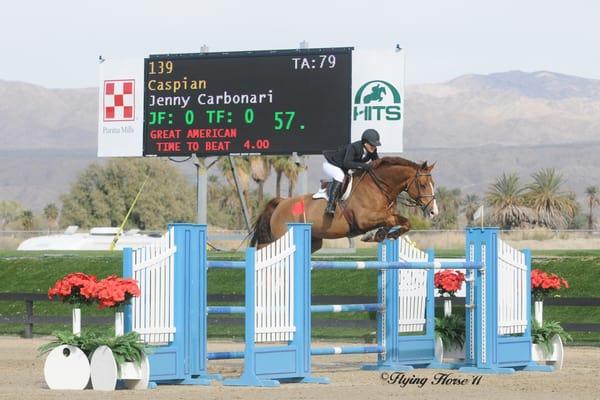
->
[60, 159, 195, 230]
[43, 203, 59, 231]
[21, 210, 34, 231]
[524, 168, 578, 229]
[585, 185, 600, 230]
[431, 187, 461, 229]
[0, 200, 23, 229]
[462, 194, 480, 226]
[486, 173, 531, 229]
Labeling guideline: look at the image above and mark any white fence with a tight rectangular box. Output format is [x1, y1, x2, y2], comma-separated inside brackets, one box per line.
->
[497, 238, 528, 335]
[396, 237, 429, 333]
[130, 227, 177, 345]
[254, 229, 296, 343]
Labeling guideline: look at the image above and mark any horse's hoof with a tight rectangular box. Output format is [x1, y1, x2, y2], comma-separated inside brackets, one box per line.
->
[373, 228, 388, 243]
[360, 231, 375, 242]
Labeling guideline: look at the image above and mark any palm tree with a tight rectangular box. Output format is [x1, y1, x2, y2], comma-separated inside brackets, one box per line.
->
[21, 210, 34, 231]
[462, 194, 480, 226]
[248, 156, 271, 204]
[270, 157, 289, 197]
[485, 173, 531, 229]
[217, 156, 252, 213]
[284, 162, 303, 197]
[430, 186, 461, 229]
[524, 168, 578, 229]
[43, 203, 59, 232]
[0, 200, 22, 229]
[585, 185, 600, 230]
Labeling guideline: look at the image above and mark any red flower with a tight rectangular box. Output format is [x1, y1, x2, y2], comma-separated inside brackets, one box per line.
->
[531, 269, 568, 301]
[48, 273, 98, 306]
[94, 275, 141, 310]
[434, 270, 465, 296]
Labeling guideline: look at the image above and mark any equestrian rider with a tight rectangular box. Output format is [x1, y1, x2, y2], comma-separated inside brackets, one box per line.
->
[322, 129, 381, 215]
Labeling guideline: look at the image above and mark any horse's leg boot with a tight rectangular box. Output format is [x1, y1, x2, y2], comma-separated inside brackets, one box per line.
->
[325, 181, 342, 215]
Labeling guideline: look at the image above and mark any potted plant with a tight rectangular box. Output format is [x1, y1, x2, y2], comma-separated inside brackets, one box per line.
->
[433, 270, 466, 361]
[43, 273, 98, 389]
[39, 330, 148, 390]
[42, 273, 147, 390]
[48, 272, 98, 335]
[530, 269, 570, 369]
[89, 276, 147, 390]
[39, 330, 96, 390]
[89, 331, 150, 390]
[94, 275, 141, 336]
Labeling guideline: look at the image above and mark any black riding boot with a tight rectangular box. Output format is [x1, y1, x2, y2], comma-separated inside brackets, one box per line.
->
[325, 181, 342, 215]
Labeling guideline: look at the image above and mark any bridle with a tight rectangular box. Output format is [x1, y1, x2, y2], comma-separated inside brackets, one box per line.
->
[364, 167, 436, 214]
[401, 170, 436, 215]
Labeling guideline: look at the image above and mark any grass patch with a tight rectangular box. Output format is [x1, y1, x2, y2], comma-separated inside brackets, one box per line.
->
[2, 250, 600, 345]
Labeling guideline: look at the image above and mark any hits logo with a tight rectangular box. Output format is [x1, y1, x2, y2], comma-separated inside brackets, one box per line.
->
[353, 80, 401, 122]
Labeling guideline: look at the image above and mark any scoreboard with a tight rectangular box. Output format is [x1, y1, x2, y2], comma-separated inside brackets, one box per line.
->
[143, 48, 352, 156]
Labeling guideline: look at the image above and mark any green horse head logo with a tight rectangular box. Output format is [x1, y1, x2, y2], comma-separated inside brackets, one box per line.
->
[355, 80, 401, 105]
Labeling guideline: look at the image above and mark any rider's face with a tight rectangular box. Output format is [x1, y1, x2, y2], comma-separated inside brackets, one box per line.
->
[364, 142, 376, 153]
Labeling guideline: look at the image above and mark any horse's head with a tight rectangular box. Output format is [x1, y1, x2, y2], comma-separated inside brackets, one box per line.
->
[370, 157, 439, 218]
[405, 161, 439, 218]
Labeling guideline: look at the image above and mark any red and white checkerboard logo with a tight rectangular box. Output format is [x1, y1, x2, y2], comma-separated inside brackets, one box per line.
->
[103, 80, 135, 122]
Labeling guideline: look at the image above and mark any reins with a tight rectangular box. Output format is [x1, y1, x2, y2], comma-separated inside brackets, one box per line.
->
[343, 163, 436, 215]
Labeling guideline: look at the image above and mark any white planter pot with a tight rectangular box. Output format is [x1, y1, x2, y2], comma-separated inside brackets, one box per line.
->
[435, 337, 465, 362]
[532, 334, 564, 370]
[44, 345, 90, 390]
[90, 345, 149, 390]
[442, 343, 465, 361]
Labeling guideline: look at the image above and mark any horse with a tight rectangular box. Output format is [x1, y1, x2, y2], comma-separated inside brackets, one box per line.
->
[363, 84, 387, 104]
[251, 157, 439, 253]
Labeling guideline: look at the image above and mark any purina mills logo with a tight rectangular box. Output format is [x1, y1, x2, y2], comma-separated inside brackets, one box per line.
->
[353, 80, 402, 122]
[103, 79, 135, 122]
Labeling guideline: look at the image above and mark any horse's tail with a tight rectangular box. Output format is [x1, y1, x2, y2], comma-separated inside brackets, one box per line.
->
[250, 197, 283, 247]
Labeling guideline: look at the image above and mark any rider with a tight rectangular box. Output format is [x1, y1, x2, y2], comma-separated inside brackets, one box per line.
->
[322, 129, 381, 215]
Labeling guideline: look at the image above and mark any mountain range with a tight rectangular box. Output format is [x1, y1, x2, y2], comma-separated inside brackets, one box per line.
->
[1, 70, 599, 213]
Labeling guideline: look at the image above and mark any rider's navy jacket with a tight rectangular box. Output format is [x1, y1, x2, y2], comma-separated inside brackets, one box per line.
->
[324, 140, 379, 172]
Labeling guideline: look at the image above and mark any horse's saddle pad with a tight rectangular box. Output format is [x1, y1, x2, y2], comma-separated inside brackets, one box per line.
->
[312, 176, 353, 201]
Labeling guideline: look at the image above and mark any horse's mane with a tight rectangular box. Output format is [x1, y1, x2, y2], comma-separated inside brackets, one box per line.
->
[372, 156, 421, 170]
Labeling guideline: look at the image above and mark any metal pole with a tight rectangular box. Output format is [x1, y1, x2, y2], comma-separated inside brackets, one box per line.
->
[194, 155, 207, 224]
[229, 155, 252, 231]
[298, 41, 310, 196]
[194, 44, 210, 226]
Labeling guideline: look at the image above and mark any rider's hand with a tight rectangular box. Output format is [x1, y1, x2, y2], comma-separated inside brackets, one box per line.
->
[362, 163, 373, 171]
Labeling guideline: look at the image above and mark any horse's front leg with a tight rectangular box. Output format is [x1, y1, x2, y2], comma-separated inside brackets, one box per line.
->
[361, 214, 411, 243]
[384, 214, 411, 240]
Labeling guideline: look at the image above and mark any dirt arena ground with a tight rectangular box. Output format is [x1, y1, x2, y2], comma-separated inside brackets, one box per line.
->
[1, 336, 599, 400]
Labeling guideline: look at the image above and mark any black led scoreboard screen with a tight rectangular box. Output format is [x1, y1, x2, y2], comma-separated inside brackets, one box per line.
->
[143, 48, 352, 156]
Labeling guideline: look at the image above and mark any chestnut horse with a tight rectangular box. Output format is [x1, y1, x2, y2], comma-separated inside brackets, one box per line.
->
[250, 157, 439, 253]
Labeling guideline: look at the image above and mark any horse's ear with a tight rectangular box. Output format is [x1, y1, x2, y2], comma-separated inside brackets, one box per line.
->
[420, 161, 428, 170]
[427, 161, 436, 171]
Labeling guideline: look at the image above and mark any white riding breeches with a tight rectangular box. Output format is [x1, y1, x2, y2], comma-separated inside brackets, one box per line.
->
[322, 161, 345, 183]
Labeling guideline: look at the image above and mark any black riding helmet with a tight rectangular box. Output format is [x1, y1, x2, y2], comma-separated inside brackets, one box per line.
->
[361, 129, 381, 147]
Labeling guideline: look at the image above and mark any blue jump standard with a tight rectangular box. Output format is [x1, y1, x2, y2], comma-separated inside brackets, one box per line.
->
[124, 223, 553, 388]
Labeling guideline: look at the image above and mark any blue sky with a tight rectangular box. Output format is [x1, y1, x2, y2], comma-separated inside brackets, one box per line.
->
[2, 0, 599, 88]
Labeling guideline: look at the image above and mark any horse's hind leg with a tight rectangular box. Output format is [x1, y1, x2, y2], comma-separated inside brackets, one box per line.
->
[311, 238, 323, 253]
